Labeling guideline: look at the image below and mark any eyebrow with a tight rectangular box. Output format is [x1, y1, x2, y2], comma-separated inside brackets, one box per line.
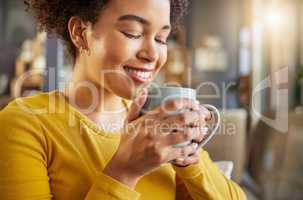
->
[118, 14, 171, 30]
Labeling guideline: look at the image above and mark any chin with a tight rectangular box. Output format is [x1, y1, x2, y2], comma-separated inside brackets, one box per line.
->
[105, 71, 155, 100]
[115, 82, 153, 101]
[108, 82, 139, 100]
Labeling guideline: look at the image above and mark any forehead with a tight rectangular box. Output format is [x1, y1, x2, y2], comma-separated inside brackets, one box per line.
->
[100, 0, 171, 25]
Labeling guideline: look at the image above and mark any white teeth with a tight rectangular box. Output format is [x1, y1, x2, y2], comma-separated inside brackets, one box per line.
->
[125, 67, 152, 79]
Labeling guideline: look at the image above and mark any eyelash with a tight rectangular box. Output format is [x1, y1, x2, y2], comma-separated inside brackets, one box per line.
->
[121, 31, 167, 45]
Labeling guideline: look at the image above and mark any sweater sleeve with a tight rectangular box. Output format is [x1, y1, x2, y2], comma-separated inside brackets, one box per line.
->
[85, 172, 140, 200]
[173, 149, 247, 200]
[0, 107, 52, 199]
[0, 105, 140, 200]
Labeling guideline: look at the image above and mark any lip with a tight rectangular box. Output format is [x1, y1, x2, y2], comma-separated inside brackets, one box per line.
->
[123, 65, 154, 84]
[124, 65, 155, 72]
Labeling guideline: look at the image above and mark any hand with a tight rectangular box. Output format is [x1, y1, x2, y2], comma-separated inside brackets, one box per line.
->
[172, 105, 212, 167]
[103, 90, 208, 188]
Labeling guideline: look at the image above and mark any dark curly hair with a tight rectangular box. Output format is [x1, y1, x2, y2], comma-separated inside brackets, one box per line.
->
[24, 0, 190, 61]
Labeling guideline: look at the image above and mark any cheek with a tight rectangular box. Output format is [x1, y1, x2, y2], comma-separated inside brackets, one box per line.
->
[89, 33, 138, 69]
[102, 34, 140, 68]
[157, 47, 168, 71]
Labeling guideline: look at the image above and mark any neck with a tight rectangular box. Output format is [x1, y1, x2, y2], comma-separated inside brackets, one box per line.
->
[64, 62, 125, 115]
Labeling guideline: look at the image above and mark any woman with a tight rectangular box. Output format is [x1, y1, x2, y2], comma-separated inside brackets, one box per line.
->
[0, 0, 246, 199]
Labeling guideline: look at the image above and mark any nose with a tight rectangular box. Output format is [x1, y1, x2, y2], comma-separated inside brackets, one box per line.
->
[137, 39, 159, 63]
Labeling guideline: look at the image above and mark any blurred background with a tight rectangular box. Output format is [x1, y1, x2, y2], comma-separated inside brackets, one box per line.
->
[0, 0, 303, 199]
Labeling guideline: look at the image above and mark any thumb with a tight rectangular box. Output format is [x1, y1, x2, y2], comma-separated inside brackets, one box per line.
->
[126, 88, 148, 123]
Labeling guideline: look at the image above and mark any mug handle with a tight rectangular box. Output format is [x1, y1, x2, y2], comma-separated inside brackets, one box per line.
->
[197, 104, 221, 148]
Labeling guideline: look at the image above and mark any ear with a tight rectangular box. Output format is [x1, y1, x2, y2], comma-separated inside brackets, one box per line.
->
[68, 16, 90, 52]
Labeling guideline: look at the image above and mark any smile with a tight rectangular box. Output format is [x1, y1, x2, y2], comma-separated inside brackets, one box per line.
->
[123, 66, 153, 83]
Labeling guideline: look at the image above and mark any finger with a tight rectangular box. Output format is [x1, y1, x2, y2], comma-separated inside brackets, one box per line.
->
[142, 109, 207, 141]
[198, 105, 212, 121]
[160, 127, 201, 147]
[167, 143, 198, 162]
[161, 110, 204, 128]
[152, 98, 200, 117]
[174, 150, 200, 166]
[137, 113, 171, 139]
[126, 88, 148, 123]
[192, 126, 208, 143]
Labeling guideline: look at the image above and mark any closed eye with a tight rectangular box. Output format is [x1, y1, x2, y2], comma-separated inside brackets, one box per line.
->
[156, 38, 167, 45]
[121, 31, 142, 39]
[121, 31, 167, 45]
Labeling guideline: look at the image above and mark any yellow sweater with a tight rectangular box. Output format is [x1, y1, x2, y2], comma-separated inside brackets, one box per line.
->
[0, 90, 246, 200]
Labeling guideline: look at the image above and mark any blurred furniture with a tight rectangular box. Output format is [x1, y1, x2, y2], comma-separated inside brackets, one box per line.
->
[276, 111, 303, 199]
[247, 112, 286, 199]
[248, 111, 303, 200]
[9, 33, 46, 98]
[162, 26, 191, 86]
[215, 161, 234, 180]
[239, 74, 252, 111]
[0, 95, 12, 110]
[188, 0, 242, 109]
[204, 109, 247, 183]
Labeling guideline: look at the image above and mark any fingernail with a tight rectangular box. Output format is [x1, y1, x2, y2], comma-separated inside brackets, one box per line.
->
[192, 143, 198, 149]
[177, 158, 184, 162]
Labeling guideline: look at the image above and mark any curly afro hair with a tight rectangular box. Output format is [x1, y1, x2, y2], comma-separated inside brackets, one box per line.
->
[24, 0, 190, 61]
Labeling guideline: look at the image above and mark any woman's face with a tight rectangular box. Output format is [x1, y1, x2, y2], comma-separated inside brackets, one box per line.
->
[82, 0, 171, 99]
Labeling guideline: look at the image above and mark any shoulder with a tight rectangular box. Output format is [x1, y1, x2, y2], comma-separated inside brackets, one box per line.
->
[0, 91, 57, 137]
[0, 94, 52, 170]
[2, 91, 56, 114]
[0, 90, 65, 119]
[0, 90, 81, 141]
